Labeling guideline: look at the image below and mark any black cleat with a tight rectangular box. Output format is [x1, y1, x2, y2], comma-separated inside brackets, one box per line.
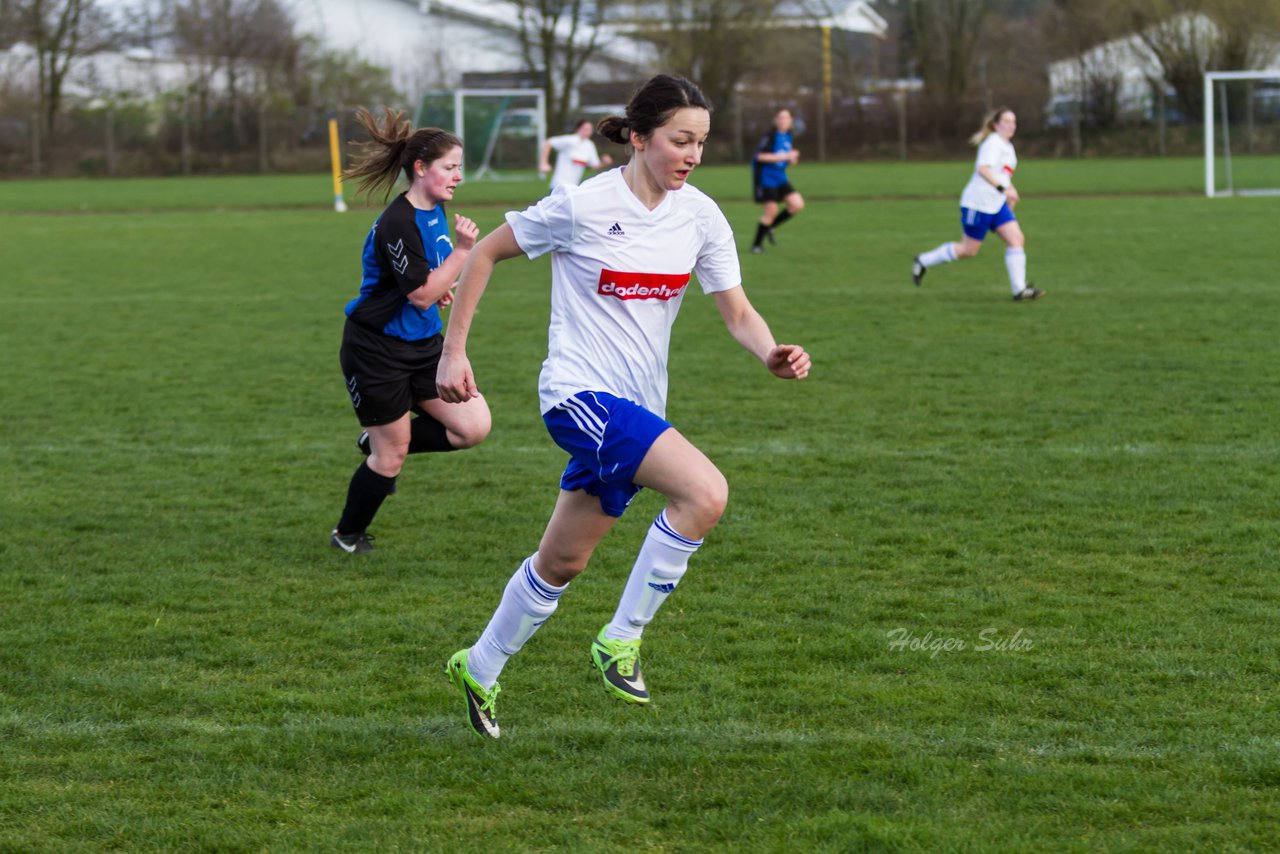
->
[1013, 286, 1045, 302]
[766, 227, 777, 245]
[330, 529, 375, 554]
[912, 256, 927, 286]
[750, 244, 764, 254]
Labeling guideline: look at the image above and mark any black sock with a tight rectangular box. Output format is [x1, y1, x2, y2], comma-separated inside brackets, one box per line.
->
[336, 461, 397, 535]
[753, 222, 769, 248]
[408, 414, 456, 454]
[771, 210, 793, 230]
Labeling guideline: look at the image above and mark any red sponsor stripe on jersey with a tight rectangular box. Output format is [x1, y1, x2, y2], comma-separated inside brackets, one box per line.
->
[597, 269, 691, 301]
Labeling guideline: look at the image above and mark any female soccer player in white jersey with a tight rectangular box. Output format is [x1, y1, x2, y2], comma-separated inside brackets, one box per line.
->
[911, 107, 1045, 302]
[436, 74, 811, 739]
[539, 118, 613, 189]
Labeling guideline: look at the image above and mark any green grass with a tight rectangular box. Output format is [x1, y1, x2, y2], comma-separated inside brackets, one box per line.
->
[2, 166, 1278, 852]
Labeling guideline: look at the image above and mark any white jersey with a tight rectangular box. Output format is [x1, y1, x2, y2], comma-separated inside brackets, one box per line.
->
[548, 134, 604, 189]
[959, 134, 1017, 214]
[505, 167, 742, 417]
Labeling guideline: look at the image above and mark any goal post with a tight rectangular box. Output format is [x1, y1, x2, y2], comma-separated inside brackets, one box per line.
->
[415, 88, 546, 181]
[1204, 70, 1280, 197]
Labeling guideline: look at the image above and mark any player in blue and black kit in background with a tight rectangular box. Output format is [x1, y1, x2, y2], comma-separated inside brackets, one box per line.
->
[330, 108, 491, 554]
[750, 108, 806, 254]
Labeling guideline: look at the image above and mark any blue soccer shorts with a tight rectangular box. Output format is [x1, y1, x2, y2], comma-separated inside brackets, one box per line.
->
[542, 391, 672, 517]
[960, 203, 1016, 240]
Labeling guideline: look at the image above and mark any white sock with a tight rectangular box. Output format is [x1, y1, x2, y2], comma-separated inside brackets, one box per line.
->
[1005, 247, 1027, 294]
[605, 510, 703, 642]
[467, 554, 566, 689]
[919, 242, 957, 268]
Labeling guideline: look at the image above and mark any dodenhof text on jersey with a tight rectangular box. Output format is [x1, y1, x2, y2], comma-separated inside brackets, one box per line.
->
[596, 269, 691, 301]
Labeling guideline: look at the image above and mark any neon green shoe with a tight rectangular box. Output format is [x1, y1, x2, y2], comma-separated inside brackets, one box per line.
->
[446, 649, 501, 739]
[589, 626, 650, 704]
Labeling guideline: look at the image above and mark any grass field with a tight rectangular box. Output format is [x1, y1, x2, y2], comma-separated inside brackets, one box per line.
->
[2, 159, 1278, 851]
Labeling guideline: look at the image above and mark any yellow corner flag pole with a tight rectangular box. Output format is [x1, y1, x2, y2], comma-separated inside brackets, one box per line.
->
[328, 118, 347, 213]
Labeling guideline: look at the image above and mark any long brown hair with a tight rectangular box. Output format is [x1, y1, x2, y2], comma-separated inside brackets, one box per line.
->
[344, 108, 463, 200]
[597, 75, 712, 147]
[969, 107, 1014, 146]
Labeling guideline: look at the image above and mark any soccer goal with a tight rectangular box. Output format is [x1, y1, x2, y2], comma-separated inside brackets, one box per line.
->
[1203, 70, 1280, 197]
[416, 88, 546, 180]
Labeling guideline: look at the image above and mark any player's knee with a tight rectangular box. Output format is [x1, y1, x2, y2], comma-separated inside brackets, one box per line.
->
[535, 549, 590, 584]
[369, 449, 407, 477]
[687, 470, 729, 531]
[450, 419, 491, 449]
[789, 197, 805, 213]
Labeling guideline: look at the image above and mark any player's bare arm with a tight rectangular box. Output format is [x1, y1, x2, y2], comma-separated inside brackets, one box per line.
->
[437, 223, 524, 402]
[712, 287, 810, 380]
[407, 214, 479, 309]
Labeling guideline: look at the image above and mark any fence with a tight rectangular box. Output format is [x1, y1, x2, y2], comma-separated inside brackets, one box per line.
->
[1, 92, 1263, 179]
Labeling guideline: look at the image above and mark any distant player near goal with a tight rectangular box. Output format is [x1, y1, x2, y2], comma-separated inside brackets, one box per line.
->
[437, 74, 810, 739]
[540, 118, 613, 189]
[911, 107, 1044, 302]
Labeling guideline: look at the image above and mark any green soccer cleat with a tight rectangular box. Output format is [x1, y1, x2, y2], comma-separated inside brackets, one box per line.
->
[446, 649, 501, 739]
[589, 627, 650, 704]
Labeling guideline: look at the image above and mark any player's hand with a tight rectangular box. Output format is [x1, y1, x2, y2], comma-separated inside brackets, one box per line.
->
[790, 150, 800, 164]
[538, 164, 551, 176]
[436, 350, 480, 403]
[1005, 185, 1020, 208]
[436, 286, 455, 308]
[454, 215, 479, 251]
[766, 344, 810, 380]
[601, 154, 613, 166]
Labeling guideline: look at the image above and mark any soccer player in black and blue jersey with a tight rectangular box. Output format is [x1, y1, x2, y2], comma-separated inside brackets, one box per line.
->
[330, 108, 491, 554]
[750, 108, 806, 254]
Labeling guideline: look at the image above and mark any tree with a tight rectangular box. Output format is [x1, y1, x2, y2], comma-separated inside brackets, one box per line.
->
[11, 0, 115, 166]
[905, 0, 996, 133]
[613, 0, 785, 158]
[1129, 0, 1280, 118]
[291, 38, 400, 118]
[170, 0, 299, 148]
[1042, 0, 1126, 152]
[645, 0, 787, 114]
[514, 0, 611, 131]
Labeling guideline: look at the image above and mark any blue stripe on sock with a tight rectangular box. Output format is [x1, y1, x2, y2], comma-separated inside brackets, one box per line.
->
[523, 558, 562, 602]
[655, 511, 703, 548]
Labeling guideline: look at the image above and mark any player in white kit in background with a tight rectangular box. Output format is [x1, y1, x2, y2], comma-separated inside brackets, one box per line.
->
[911, 107, 1044, 302]
[540, 118, 613, 189]
[438, 74, 811, 739]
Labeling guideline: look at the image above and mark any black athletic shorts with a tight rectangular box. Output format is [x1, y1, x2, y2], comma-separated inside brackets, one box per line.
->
[340, 319, 443, 427]
[754, 182, 796, 204]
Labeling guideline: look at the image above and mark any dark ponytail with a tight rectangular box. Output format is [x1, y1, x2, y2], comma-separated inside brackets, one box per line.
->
[597, 74, 712, 146]
[344, 107, 463, 200]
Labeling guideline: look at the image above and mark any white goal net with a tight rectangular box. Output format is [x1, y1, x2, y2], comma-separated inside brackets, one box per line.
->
[1204, 70, 1280, 197]
[416, 89, 546, 181]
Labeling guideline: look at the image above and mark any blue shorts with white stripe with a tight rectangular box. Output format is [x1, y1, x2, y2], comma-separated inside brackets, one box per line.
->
[543, 391, 672, 517]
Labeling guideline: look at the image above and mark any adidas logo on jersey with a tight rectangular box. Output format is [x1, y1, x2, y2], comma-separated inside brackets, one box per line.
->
[606, 222, 625, 237]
